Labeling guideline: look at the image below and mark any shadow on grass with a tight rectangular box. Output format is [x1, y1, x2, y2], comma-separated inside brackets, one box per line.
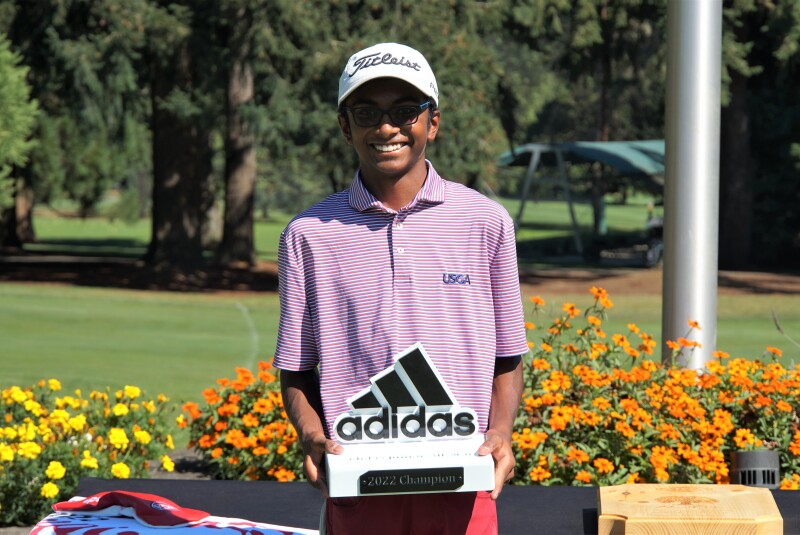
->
[0, 245, 279, 293]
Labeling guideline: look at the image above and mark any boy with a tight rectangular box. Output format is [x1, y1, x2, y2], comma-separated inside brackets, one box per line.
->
[275, 42, 528, 534]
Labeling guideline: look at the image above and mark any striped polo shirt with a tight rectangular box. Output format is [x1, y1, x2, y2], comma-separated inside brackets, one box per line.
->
[274, 162, 528, 440]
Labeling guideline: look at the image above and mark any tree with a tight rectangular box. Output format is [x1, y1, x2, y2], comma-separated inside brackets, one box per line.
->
[214, 0, 259, 267]
[719, 0, 800, 269]
[0, 32, 37, 248]
[1, 0, 152, 245]
[500, 0, 667, 236]
[144, 2, 213, 269]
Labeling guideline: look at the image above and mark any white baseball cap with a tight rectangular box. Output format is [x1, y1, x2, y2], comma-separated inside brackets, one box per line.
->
[338, 42, 439, 107]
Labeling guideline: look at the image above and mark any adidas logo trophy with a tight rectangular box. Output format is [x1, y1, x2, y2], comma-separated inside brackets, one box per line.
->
[326, 343, 495, 497]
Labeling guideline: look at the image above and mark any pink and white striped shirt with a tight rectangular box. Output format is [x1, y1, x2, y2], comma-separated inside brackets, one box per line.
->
[274, 162, 528, 439]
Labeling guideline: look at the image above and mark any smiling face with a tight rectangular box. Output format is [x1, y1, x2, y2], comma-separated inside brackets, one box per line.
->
[338, 78, 440, 191]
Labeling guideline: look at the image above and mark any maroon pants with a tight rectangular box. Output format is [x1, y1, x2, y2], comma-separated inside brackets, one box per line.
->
[325, 491, 497, 535]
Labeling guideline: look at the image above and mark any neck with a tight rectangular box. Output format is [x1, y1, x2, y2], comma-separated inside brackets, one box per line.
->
[359, 160, 428, 211]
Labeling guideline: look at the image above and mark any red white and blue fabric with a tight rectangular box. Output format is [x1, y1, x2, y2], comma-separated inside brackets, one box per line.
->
[274, 162, 528, 440]
[35, 493, 317, 535]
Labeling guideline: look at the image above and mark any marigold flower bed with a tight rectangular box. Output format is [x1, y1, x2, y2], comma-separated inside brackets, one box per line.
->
[0, 382, 175, 526]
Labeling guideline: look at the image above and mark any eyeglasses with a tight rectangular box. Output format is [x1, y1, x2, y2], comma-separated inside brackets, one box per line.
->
[342, 100, 432, 128]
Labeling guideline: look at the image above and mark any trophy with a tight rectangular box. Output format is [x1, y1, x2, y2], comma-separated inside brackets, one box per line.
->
[325, 343, 495, 497]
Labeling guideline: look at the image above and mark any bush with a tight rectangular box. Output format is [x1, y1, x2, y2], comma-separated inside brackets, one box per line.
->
[0, 382, 175, 526]
[180, 363, 301, 481]
[183, 288, 800, 491]
[515, 287, 800, 489]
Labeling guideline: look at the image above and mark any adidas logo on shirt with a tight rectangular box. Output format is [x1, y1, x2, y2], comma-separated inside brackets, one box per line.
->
[333, 343, 477, 443]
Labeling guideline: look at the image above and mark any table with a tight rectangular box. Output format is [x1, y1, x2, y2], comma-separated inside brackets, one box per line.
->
[74, 478, 800, 534]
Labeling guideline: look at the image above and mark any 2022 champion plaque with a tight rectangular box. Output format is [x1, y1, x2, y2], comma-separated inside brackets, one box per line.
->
[325, 343, 495, 497]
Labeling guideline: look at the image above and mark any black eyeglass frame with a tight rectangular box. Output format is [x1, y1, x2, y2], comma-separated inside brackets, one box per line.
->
[340, 100, 434, 128]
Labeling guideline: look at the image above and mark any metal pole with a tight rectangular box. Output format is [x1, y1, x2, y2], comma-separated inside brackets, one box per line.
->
[662, 0, 722, 368]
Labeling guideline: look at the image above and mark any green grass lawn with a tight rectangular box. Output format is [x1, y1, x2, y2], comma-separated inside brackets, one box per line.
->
[520, 291, 800, 366]
[0, 284, 281, 405]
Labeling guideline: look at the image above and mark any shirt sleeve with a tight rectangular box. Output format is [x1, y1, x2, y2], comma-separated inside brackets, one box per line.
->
[273, 225, 320, 371]
[490, 213, 529, 358]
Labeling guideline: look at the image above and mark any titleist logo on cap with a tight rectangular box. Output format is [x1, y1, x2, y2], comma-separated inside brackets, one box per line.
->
[348, 52, 422, 78]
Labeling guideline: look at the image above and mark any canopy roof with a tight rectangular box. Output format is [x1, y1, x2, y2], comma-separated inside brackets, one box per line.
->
[499, 139, 665, 184]
[497, 140, 666, 255]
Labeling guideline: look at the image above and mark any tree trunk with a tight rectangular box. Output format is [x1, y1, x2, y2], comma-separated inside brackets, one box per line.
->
[719, 70, 753, 269]
[217, 48, 256, 267]
[0, 206, 20, 249]
[15, 175, 35, 243]
[145, 42, 209, 270]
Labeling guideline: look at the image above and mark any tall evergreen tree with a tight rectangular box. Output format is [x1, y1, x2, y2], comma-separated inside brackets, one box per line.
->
[0, 32, 38, 248]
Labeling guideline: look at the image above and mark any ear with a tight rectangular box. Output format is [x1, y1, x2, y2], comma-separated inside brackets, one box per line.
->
[338, 114, 353, 144]
[427, 108, 440, 142]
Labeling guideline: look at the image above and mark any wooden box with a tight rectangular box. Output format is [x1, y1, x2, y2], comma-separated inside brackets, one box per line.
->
[598, 484, 783, 534]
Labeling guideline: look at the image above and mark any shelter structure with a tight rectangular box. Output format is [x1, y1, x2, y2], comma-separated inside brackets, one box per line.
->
[498, 140, 665, 255]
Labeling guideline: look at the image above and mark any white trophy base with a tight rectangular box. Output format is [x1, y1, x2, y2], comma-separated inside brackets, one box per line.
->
[326, 435, 494, 498]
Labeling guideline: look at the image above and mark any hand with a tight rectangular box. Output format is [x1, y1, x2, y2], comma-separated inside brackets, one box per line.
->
[301, 433, 343, 498]
[477, 429, 515, 500]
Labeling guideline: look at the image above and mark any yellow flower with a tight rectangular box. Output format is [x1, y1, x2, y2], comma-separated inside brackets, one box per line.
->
[68, 414, 87, 432]
[134, 430, 152, 445]
[166, 434, 175, 450]
[112, 403, 129, 417]
[161, 455, 175, 472]
[48, 379, 62, 391]
[41, 482, 59, 499]
[124, 385, 141, 399]
[46, 461, 66, 480]
[17, 441, 42, 459]
[9, 386, 28, 403]
[0, 443, 13, 462]
[80, 450, 99, 469]
[108, 428, 129, 450]
[24, 399, 43, 416]
[111, 462, 130, 479]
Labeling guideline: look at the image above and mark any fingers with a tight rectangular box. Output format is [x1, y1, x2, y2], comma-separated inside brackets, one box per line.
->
[477, 431, 516, 500]
[304, 438, 342, 498]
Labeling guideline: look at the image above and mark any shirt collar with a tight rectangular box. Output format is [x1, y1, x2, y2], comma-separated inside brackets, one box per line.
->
[348, 160, 446, 213]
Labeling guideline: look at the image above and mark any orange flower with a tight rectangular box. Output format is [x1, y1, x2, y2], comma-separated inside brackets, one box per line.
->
[524, 321, 535, 330]
[242, 413, 260, 427]
[540, 343, 553, 353]
[530, 296, 545, 306]
[210, 447, 223, 459]
[182, 401, 202, 420]
[566, 447, 590, 464]
[203, 388, 222, 405]
[587, 315, 602, 326]
[253, 398, 275, 414]
[529, 467, 552, 482]
[734, 428, 757, 449]
[593, 458, 614, 474]
[688, 320, 701, 330]
[666, 340, 680, 351]
[589, 286, 608, 300]
[766, 346, 783, 357]
[574, 470, 592, 484]
[532, 358, 551, 370]
[562, 303, 580, 318]
[713, 350, 730, 359]
[627, 323, 640, 334]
